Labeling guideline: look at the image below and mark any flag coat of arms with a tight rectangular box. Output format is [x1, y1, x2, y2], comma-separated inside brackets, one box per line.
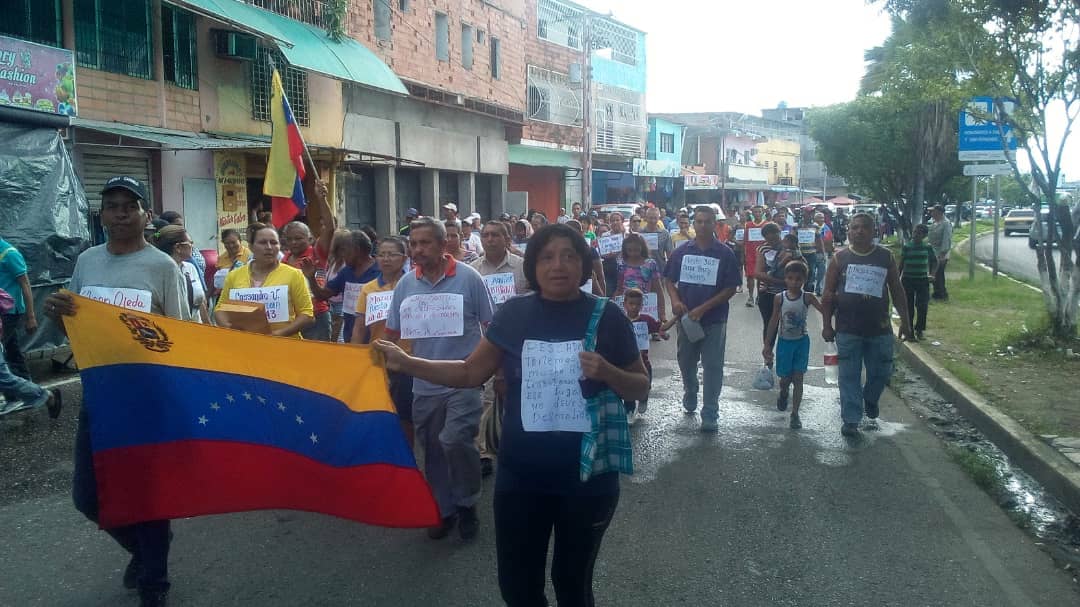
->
[64, 293, 439, 529]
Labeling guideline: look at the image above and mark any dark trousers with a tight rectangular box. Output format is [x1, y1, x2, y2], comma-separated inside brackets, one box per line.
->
[757, 291, 779, 347]
[903, 278, 930, 333]
[932, 259, 949, 299]
[1, 313, 31, 400]
[72, 409, 171, 593]
[495, 489, 619, 607]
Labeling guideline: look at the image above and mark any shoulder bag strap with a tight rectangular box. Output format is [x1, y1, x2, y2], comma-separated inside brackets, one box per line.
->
[583, 297, 607, 353]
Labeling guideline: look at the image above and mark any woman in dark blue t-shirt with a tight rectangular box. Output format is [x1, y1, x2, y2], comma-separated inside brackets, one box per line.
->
[375, 223, 648, 607]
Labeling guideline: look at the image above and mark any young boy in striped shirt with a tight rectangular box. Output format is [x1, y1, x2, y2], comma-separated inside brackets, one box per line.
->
[899, 224, 937, 341]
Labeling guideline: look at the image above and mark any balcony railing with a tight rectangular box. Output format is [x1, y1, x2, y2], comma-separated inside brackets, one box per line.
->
[242, 0, 329, 29]
[724, 163, 768, 182]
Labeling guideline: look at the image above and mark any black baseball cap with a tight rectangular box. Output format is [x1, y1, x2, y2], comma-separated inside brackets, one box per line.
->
[101, 175, 148, 202]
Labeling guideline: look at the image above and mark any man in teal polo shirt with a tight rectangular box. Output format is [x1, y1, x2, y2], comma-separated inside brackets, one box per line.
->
[0, 236, 38, 387]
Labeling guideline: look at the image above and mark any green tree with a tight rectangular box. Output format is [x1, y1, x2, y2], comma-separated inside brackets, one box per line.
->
[882, 0, 1079, 339]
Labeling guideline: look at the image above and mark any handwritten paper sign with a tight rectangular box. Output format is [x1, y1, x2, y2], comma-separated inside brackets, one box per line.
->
[675, 238, 690, 248]
[598, 233, 624, 256]
[614, 293, 659, 319]
[642, 232, 660, 251]
[735, 228, 745, 241]
[633, 321, 650, 351]
[364, 291, 395, 325]
[228, 285, 289, 322]
[798, 229, 816, 244]
[747, 228, 764, 242]
[342, 282, 362, 316]
[679, 255, 720, 286]
[213, 269, 229, 290]
[844, 264, 888, 297]
[520, 339, 591, 433]
[399, 293, 464, 339]
[80, 287, 152, 313]
[483, 272, 516, 305]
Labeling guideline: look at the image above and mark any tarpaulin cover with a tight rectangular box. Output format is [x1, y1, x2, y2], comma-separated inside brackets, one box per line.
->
[0, 122, 90, 352]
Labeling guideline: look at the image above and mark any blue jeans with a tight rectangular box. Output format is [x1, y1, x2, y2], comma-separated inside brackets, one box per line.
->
[73, 408, 172, 593]
[835, 332, 894, 424]
[813, 255, 827, 294]
[0, 342, 47, 411]
[802, 253, 818, 291]
[677, 321, 728, 422]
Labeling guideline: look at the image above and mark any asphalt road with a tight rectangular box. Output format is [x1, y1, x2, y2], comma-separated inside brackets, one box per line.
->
[973, 230, 1041, 285]
[1, 302, 1077, 606]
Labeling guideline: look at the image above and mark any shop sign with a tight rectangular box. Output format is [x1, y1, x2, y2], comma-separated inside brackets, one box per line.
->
[215, 151, 248, 253]
[684, 174, 721, 190]
[0, 35, 77, 116]
[632, 158, 681, 178]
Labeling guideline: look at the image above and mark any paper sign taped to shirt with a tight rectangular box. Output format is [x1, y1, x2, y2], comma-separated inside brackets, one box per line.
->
[798, 229, 816, 244]
[399, 293, 464, 339]
[342, 282, 362, 316]
[747, 228, 764, 242]
[675, 239, 690, 248]
[364, 291, 395, 326]
[614, 292, 658, 319]
[633, 321, 650, 351]
[213, 269, 229, 290]
[735, 228, 745, 241]
[79, 286, 153, 313]
[520, 339, 591, 433]
[483, 273, 516, 305]
[228, 285, 288, 322]
[598, 233, 624, 256]
[680, 255, 720, 286]
[642, 232, 659, 251]
[844, 264, 888, 297]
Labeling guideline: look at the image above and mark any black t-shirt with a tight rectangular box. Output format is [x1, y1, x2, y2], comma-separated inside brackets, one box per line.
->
[486, 293, 638, 495]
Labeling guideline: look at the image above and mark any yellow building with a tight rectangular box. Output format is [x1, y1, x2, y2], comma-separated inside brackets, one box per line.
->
[755, 138, 801, 186]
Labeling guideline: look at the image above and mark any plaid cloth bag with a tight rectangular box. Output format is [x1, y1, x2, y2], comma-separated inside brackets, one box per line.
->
[579, 297, 634, 482]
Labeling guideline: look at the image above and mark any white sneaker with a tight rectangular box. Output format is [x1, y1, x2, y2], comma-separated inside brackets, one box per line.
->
[626, 411, 638, 425]
[637, 401, 648, 415]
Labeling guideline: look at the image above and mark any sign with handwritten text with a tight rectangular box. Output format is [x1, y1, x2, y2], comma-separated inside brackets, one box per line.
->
[633, 321, 650, 351]
[342, 282, 362, 316]
[747, 228, 764, 242]
[844, 264, 887, 297]
[798, 229, 816, 244]
[520, 339, 591, 433]
[79, 287, 152, 313]
[642, 232, 659, 251]
[598, 233, 624, 256]
[399, 293, 464, 339]
[228, 285, 288, 322]
[483, 272, 516, 305]
[679, 255, 719, 286]
[363, 291, 395, 325]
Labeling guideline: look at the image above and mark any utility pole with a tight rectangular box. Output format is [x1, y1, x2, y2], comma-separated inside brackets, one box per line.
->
[580, 13, 593, 209]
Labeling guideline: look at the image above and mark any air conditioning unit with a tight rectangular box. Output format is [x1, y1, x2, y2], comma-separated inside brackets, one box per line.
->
[214, 30, 258, 61]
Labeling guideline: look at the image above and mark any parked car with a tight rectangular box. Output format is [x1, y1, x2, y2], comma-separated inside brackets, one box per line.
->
[594, 203, 643, 220]
[1028, 208, 1075, 249]
[1003, 208, 1035, 236]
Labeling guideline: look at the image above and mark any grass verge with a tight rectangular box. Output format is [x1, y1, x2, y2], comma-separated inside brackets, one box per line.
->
[946, 444, 1004, 494]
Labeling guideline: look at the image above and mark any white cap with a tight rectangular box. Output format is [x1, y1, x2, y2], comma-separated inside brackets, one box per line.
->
[442, 203, 458, 212]
[466, 212, 481, 223]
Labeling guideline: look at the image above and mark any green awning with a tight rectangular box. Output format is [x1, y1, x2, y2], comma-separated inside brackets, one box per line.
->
[74, 118, 271, 150]
[170, 0, 408, 95]
[509, 145, 582, 169]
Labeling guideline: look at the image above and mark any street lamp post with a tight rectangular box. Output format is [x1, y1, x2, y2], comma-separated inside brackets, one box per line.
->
[581, 14, 593, 209]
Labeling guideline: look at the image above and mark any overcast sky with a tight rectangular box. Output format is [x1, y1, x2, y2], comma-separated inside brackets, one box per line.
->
[577, 0, 1079, 182]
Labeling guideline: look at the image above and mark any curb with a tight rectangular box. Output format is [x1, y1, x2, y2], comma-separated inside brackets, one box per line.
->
[896, 337, 1080, 515]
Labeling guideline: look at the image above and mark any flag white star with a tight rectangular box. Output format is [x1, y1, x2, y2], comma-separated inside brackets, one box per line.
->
[277, 403, 287, 412]
[225, 394, 235, 403]
[210, 402, 220, 411]
[243, 391, 253, 400]
[295, 415, 304, 425]
[256, 396, 267, 404]
[198, 415, 208, 426]
[309, 433, 318, 444]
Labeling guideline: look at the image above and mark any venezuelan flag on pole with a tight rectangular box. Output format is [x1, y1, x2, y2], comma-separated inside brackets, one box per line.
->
[263, 68, 308, 228]
[64, 293, 440, 529]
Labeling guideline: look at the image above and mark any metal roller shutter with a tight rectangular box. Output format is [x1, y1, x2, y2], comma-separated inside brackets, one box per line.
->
[80, 151, 152, 211]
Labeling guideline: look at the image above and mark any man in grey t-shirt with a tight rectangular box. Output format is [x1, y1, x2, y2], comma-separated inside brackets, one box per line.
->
[386, 217, 494, 542]
[44, 176, 188, 607]
[643, 206, 675, 274]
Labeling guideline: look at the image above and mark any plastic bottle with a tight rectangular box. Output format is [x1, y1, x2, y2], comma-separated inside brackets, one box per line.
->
[824, 341, 839, 385]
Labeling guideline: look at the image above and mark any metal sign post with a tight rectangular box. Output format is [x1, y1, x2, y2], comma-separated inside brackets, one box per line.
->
[993, 175, 1001, 278]
[970, 176, 977, 280]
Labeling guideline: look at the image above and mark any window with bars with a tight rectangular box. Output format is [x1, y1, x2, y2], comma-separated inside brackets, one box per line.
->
[434, 12, 449, 61]
[461, 23, 473, 70]
[490, 37, 501, 80]
[527, 65, 581, 127]
[593, 82, 644, 156]
[537, 0, 582, 49]
[74, 0, 153, 79]
[659, 133, 675, 154]
[250, 47, 309, 126]
[591, 19, 637, 66]
[162, 5, 198, 90]
[1, 0, 62, 47]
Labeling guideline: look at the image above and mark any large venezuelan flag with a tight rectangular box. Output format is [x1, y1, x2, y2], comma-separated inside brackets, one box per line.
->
[263, 68, 307, 228]
[64, 293, 439, 529]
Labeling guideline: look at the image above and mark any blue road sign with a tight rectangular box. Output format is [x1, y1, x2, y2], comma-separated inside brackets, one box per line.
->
[959, 96, 1017, 161]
